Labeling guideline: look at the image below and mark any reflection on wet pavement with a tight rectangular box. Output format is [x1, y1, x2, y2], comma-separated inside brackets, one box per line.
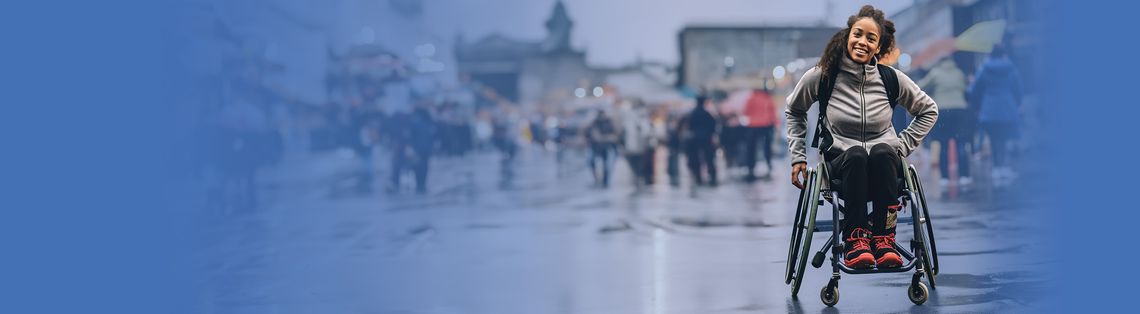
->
[197, 151, 1052, 313]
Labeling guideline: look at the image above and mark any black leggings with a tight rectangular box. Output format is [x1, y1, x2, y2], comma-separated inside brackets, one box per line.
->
[686, 140, 717, 185]
[981, 122, 1016, 167]
[744, 126, 774, 175]
[827, 143, 901, 236]
[933, 109, 973, 179]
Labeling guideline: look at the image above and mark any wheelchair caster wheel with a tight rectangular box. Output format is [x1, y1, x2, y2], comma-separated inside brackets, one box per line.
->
[908, 282, 928, 305]
[821, 284, 839, 307]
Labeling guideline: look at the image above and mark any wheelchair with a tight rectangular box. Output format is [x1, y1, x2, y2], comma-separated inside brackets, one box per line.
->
[784, 159, 940, 307]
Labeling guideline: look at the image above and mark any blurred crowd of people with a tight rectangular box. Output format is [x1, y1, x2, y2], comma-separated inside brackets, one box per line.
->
[191, 36, 540, 211]
[575, 87, 784, 191]
[916, 45, 1028, 189]
[191, 24, 1031, 213]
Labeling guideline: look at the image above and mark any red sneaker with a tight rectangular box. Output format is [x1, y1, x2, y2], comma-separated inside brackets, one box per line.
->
[844, 228, 874, 269]
[873, 233, 903, 268]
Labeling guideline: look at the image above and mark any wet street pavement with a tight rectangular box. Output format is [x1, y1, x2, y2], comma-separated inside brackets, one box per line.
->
[197, 147, 1053, 313]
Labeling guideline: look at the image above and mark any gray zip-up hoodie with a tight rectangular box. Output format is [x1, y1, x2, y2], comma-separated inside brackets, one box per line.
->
[785, 56, 938, 165]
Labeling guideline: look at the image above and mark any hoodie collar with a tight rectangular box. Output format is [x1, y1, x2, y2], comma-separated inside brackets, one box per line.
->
[840, 54, 879, 77]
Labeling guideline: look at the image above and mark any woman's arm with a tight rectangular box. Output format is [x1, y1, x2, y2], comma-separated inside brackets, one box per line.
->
[893, 68, 939, 157]
[784, 67, 822, 166]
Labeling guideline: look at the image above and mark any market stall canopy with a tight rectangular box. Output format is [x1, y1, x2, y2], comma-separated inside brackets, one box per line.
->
[955, 20, 1006, 53]
[911, 38, 957, 70]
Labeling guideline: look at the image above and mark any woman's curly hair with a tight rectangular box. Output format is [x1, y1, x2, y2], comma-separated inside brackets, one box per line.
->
[817, 5, 896, 76]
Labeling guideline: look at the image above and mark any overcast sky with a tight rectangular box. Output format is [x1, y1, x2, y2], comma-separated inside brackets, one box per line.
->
[428, 0, 911, 67]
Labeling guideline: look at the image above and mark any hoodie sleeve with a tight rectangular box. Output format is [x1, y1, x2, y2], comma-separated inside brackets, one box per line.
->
[784, 67, 822, 165]
[893, 68, 939, 157]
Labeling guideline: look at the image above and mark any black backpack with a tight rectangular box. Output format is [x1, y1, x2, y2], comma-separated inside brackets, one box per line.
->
[810, 64, 901, 150]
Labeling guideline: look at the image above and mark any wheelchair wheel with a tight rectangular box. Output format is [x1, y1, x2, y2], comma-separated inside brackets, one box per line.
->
[911, 167, 940, 276]
[820, 282, 839, 307]
[908, 282, 929, 305]
[791, 168, 822, 298]
[907, 166, 938, 288]
[785, 176, 812, 284]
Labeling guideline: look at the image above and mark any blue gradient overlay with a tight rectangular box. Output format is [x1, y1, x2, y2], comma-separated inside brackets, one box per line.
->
[1, 0, 1124, 312]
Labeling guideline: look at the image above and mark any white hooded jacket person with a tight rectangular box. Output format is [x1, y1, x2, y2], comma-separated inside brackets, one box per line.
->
[619, 106, 655, 155]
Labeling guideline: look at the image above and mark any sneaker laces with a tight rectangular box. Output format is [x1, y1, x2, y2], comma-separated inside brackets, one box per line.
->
[846, 228, 871, 252]
[873, 233, 896, 250]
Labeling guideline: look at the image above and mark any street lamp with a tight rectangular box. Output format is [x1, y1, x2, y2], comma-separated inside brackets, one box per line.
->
[899, 53, 912, 70]
[724, 56, 735, 78]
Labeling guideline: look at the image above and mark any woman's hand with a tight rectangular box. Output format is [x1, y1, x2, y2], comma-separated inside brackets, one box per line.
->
[791, 162, 807, 189]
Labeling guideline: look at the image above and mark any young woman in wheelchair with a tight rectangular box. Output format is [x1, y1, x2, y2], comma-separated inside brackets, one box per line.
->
[785, 6, 938, 269]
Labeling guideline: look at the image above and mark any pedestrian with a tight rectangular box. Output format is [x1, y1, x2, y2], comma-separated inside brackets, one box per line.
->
[388, 105, 436, 194]
[553, 112, 574, 177]
[968, 44, 1022, 187]
[350, 80, 383, 193]
[648, 107, 669, 185]
[720, 113, 743, 171]
[619, 102, 656, 190]
[218, 88, 271, 211]
[491, 106, 520, 186]
[666, 110, 688, 187]
[786, 5, 938, 269]
[686, 94, 719, 187]
[585, 109, 620, 188]
[352, 106, 383, 193]
[742, 87, 779, 181]
[918, 57, 974, 188]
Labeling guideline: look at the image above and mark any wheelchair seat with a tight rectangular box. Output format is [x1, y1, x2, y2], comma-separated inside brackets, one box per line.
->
[821, 175, 910, 206]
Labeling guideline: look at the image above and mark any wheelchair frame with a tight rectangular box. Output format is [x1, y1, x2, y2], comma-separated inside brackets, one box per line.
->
[784, 160, 940, 306]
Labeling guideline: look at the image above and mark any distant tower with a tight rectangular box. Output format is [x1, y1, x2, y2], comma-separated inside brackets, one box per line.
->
[821, 0, 834, 25]
[541, 0, 574, 53]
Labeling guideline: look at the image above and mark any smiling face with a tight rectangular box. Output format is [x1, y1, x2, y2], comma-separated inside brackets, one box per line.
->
[847, 18, 881, 64]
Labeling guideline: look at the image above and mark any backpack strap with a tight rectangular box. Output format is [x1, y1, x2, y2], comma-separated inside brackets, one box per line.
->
[877, 64, 900, 109]
[810, 66, 840, 149]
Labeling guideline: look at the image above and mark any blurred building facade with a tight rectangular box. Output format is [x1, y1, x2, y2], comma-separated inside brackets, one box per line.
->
[455, 1, 597, 107]
[676, 26, 838, 89]
[892, 0, 1040, 85]
[951, 0, 1040, 86]
[455, 1, 678, 109]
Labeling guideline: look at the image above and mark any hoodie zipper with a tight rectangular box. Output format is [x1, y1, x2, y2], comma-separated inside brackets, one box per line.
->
[860, 64, 867, 150]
